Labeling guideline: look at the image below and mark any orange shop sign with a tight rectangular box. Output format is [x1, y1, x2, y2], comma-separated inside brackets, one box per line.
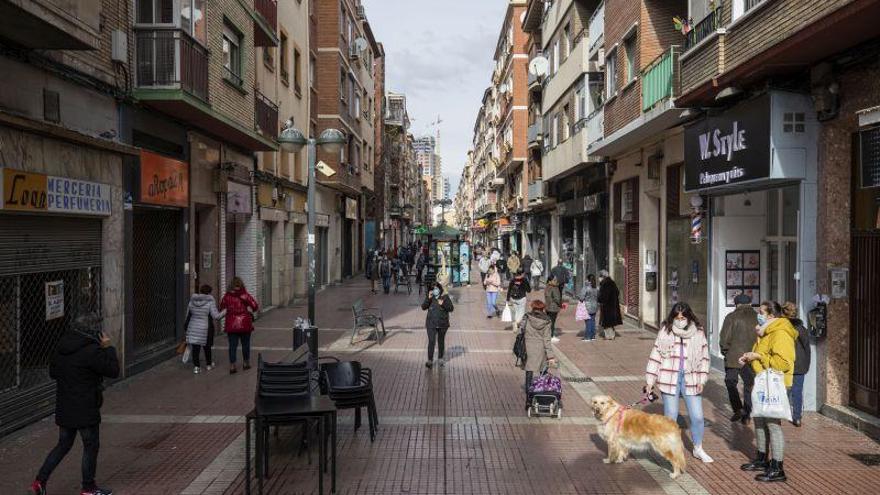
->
[140, 151, 188, 207]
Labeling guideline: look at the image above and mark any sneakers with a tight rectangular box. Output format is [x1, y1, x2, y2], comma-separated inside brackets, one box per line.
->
[425, 360, 433, 369]
[193, 366, 201, 374]
[206, 362, 215, 371]
[693, 446, 714, 463]
[29, 480, 46, 495]
[81, 487, 113, 495]
[550, 337, 561, 343]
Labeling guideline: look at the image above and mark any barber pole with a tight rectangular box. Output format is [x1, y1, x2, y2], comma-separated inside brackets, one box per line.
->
[689, 195, 704, 244]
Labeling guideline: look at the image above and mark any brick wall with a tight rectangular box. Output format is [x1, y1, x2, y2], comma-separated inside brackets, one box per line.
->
[54, 0, 127, 86]
[641, 0, 686, 69]
[204, 1, 257, 131]
[603, 0, 641, 136]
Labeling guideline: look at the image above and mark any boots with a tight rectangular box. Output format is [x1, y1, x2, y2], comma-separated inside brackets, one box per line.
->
[755, 460, 787, 482]
[740, 451, 768, 471]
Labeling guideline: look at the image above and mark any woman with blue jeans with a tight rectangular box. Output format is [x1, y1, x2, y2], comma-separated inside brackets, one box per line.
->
[783, 301, 811, 427]
[484, 265, 501, 318]
[579, 274, 599, 341]
[645, 302, 714, 464]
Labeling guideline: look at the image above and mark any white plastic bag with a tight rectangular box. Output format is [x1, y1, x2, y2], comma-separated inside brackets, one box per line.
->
[751, 369, 792, 421]
[181, 345, 191, 364]
[501, 303, 513, 323]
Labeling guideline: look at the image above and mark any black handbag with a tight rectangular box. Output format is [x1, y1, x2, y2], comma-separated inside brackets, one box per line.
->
[513, 331, 527, 366]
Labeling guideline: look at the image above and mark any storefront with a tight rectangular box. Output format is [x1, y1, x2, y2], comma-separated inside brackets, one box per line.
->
[612, 177, 640, 318]
[131, 150, 188, 367]
[557, 192, 607, 294]
[0, 162, 120, 436]
[684, 91, 819, 410]
[526, 214, 551, 274]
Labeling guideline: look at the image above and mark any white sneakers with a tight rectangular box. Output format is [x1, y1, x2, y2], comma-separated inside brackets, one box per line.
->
[206, 362, 215, 371]
[693, 446, 714, 463]
[551, 337, 561, 343]
[193, 366, 201, 374]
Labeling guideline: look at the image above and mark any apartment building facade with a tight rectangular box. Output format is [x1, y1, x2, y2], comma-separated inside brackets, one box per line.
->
[313, 0, 380, 280]
[523, 0, 606, 293]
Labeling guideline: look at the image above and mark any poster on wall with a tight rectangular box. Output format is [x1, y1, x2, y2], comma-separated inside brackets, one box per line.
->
[45, 280, 64, 320]
[725, 250, 760, 306]
[459, 243, 470, 285]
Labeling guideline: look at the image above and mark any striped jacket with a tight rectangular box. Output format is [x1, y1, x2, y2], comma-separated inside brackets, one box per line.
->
[645, 325, 710, 396]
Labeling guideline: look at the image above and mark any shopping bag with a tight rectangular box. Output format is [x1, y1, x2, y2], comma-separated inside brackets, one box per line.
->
[530, 371, 562, 394]
[751, 369, 792, 421]
[501, 303, 513, 322]
[181, 345, 191, 364]
[513, 331, 527, 365]
[575, 302, 590, 321]
[530, 263, 542, 277]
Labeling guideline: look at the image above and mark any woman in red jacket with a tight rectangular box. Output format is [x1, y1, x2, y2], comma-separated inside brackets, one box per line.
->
[219, 277, 259, 374]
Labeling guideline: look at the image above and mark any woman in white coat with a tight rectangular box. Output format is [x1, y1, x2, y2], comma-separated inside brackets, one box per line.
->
[185, 284, 226, 374]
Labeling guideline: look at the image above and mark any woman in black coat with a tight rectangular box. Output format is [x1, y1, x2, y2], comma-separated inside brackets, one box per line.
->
[597, 270, 623, 339]
[422, 282, 454, 369]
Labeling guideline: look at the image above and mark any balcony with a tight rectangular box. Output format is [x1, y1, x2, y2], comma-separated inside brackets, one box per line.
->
[253, 0, 279, 47]
[544, 35, 589, 108]
[135, 28, 208, 101]
[490, 177, 505, 189]
[527, 121, 544, 149]
[133, 28, 276, 151]
[528, 71, 543, 93]
[642, 46, 680, 112]
[588, 1, 604, 60]
[585, 108, 604, 149]
[528, 180, 546, 203]
[0, 0, 100, 49]
[255, 90, 278, 138]
[684, 3, 722, 52]
[543, 125, 591, 180]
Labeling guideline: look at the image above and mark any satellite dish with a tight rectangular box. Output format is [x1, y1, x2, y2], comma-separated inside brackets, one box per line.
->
[499, 83, 509, 94]
[354, 37, 368, 53]
[529, 56, 549, 77]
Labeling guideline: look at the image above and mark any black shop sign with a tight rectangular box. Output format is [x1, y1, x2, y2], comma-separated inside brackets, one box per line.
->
[684, 95, 771, 191]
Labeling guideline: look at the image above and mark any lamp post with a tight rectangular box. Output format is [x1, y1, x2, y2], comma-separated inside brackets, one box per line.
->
[279, 122, 347, 326]
[434, 198, 453, 225]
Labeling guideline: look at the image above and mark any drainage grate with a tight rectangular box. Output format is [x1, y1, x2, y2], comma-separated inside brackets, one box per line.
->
[562, 376, 594, 383]
[851, 454, 880, 466]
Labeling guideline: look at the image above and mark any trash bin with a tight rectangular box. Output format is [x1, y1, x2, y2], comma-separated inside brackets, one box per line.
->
[293, 321, 319, 359]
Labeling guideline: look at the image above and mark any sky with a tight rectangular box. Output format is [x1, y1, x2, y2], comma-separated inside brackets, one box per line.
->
[364, 0, 510, 197]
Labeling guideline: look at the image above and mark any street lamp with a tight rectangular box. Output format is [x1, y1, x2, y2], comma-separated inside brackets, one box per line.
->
[279, 122, 347, 327]
[434, 198, 453, 225]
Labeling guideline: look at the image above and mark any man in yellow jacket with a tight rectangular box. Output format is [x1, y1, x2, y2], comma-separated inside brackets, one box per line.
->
[738, 301, 797, 483]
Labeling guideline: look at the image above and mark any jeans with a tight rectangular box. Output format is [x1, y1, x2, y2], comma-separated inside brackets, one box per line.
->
[228, 332, 251, 365]
[583, 313, 597, 340]
[191, 344, 213, 368]
[724, 366, 755, 416]
[789, 373, 805, 422]
[382, 276, 391, 294]
[37, 425, 100, 490]
[426, 326, 448, 361]
[547, 311, 558, 337]
[662, 369, 705, 447]
[486, 291, 498, 316]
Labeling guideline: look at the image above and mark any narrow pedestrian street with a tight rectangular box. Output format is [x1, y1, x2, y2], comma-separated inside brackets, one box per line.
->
[2, 278, 879, 494]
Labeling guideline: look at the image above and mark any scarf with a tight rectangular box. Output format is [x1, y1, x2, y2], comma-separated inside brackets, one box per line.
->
[661, 322, 703, 373]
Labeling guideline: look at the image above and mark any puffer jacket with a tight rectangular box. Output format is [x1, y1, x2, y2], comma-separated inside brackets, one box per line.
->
[422, 292, 454, 329]
[220, 288, 259, 334]
[519, 311, 555, 373]
[751, 317, 798, 387]
[186, 294, 226, 346]
[544, 280, 562, 313]
[51, 329, 120, 429]
[506, 276, 531, 301]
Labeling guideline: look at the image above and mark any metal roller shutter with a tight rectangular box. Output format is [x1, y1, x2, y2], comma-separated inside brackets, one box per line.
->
[0, 215, 103, 437]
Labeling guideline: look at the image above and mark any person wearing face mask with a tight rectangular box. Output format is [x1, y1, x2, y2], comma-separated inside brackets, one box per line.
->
[484, 265, 502, 318]
[738, 301, 797, 483]
[421, 282, 454, 369]
[645, 302, 714, 464]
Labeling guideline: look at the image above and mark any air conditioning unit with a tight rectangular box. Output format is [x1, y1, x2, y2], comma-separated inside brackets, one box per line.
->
[349, 43, 360, 61]
[356, 5, 366, 19]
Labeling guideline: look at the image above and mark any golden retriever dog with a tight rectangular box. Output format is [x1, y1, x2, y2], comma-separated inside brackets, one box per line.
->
[591, 395, 686, 479]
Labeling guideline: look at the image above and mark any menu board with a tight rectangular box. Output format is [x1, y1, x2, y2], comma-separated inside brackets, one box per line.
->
[725, 250, 760, 307]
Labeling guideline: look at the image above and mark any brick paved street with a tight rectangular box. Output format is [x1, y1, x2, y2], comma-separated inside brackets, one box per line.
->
[1, 278, 879, 494]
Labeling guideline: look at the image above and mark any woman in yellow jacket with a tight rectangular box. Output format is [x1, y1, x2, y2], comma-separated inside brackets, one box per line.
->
[738, 300, 797, 483]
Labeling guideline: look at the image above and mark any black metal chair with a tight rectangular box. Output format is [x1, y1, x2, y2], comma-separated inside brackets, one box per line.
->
[321, 361, 378, 441]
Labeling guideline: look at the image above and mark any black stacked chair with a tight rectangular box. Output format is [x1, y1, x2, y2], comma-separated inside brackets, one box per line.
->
[321, 360, 378, 441]
[253, 355, 318, 478]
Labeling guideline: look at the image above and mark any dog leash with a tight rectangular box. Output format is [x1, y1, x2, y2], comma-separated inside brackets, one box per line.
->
[627, 387, 659, 408]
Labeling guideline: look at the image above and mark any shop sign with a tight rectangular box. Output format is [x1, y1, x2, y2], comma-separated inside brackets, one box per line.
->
[684, 94, 771, 191]
[140, 151, 189, 207]
[345, 197, 358, 220]
[315, 213, 330, 227]
[227, 181, 252, 215]
[583, 193, 602, 212]
[45, 280, 64, 320]
[1, 168, 111, 216]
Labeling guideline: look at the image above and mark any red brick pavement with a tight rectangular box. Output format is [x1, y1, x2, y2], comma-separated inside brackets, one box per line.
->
[0, 277, 878, 494]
